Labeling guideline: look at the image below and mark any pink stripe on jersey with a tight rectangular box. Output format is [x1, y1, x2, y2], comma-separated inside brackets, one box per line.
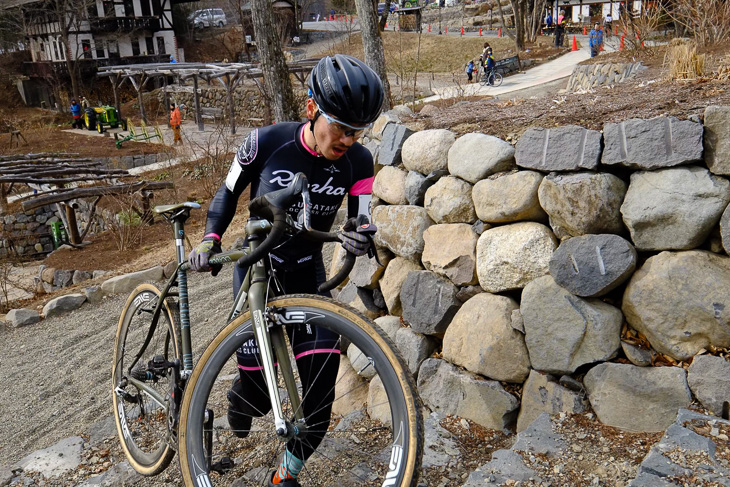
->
[299, 124, 318, 156]
[350, 177, 373, 196]
[295, 349, 341, 360]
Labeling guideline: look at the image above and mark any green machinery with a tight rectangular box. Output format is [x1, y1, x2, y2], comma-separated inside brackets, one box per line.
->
[84, 106, 127, 134]
[114, 120, 163, 149]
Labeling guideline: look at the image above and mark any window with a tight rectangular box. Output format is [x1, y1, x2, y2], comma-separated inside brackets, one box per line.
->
[102, 0, 114, 17]
[96, 41, 105, 58]
[156, 36, 165, 55]
[87, 2, 99, 18]
[82, 39, 92, 59]
[123, 0, 134, 16]
[145, 36, 154, 55]
[151, 0, 162, 16]
[140, 0, 152, 17]
[52, 38, 59, 60]
[131, 38, 140, 56]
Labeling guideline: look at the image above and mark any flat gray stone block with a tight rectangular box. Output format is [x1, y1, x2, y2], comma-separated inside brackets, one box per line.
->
[379, 123, 413, 166]
[400, 270, 460, 336]
[515, 125, 602, 172]
[6, 308, 40, 328]
[43, 293, 87, 318]
[15, 436, 84, 477]
[603, 116, 703, 169]
[549, 234, 637, 297]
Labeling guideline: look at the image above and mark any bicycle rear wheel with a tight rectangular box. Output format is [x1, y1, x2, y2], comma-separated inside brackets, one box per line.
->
[112, 283, 181, 475]
[178, 294, 423, 486]
[492, 72, 504, 87]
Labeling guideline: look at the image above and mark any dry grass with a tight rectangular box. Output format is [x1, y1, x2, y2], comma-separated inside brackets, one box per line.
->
[323, 31, 515, 74]
[664, 39, 706, 80]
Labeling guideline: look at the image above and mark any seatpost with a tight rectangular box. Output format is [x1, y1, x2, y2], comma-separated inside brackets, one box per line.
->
[171, 210, 194, 376]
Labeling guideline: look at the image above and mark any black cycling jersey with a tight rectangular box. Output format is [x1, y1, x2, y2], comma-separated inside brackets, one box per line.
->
[205, 122, 374, 264]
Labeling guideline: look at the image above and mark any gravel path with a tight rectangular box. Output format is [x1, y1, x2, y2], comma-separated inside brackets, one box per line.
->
[0, 266, 237, 484]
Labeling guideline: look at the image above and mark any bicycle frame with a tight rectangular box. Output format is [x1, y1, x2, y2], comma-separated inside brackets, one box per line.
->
[125, 212, 306, 444]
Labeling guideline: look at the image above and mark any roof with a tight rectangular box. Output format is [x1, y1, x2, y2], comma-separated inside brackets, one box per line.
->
[0, 0, 40, 9]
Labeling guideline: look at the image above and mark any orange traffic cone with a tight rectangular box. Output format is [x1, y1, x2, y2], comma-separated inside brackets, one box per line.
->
[479, 27, 482, 36]
[583, 25, 587, 35]
[445, 26, 447, 33]
[614, 25, 618, 35]
[428, 24, 431, 32]
[498, 27, 502, 37]
[461, 26, 464, 35]
[571, 35, 578, 51]
[620, 35, 625, 50]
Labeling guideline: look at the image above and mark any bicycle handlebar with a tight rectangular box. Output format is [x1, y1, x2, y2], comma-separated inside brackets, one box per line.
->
[232, 172, 359, 293]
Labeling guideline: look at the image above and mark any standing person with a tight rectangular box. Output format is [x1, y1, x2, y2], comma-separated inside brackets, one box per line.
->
[545, 10, 553, 34]
[188, 54, 383, 487]
[466, 59, 474, 83]
[70, 98, 82, 129]
[484, 47, 496, 84]
[604, 12, 613, 37]
[554, 10, 566, 48]
[589, 22, 603, 57]
[169, 102, 182, 145]
[80, 96, 89, 109]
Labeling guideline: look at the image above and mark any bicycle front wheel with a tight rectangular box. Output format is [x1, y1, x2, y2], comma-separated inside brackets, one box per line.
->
[178, 294, 423, 486]
[112, 283, 181, 475]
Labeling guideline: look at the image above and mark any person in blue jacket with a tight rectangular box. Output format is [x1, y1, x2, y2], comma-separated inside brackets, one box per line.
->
[589, 22, 604, 57]
[70, 99, 82, 129]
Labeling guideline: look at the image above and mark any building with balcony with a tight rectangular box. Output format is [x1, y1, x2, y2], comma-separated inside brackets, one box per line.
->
[1, 0, 196, 107]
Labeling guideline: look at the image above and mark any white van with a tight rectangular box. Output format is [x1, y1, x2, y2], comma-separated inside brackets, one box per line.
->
[189, 8, 227, 29]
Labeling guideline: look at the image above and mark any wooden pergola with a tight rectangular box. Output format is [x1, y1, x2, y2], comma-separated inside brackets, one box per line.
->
[1, 154, 173, 247]
[97, 59, 319, 135]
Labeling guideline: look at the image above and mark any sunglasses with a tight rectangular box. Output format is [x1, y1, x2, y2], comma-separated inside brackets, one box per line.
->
[315, 103, 371, 138]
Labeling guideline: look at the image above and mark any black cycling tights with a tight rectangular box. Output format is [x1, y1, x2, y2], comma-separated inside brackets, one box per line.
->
[232, 254, 340, 462]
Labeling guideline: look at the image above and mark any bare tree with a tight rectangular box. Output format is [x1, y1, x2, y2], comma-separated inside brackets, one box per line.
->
[497, 0, 546, 51]
[248, 0, 298, 121]
[664, 0, 730, 46]
[353, 0, 392, 110]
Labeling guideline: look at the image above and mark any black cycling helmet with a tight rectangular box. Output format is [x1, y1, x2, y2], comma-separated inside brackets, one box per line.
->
[308, 54, 384, 126]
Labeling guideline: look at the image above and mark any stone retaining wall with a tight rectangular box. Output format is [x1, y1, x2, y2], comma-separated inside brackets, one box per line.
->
[0, 152, 170, 258]
[159, 86, 268, 122]
[337, 104, 730, 434]
[567, 61, 645, 91]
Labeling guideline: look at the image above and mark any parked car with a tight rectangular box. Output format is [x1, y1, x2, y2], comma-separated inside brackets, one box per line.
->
[377, 2, 399, 14]
[189, 8, 227, 29]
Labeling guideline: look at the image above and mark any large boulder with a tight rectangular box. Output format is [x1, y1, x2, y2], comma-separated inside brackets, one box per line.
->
[372, 205, 432, 261]
[372, 166, 408, 205]
[538, 172, 627, 238]
[5, 308, 40, 328]
[379, 257, 422, 316]
[442, 293, 530, 382]
[42, 293, 87, 318]
[401, 129, 455, 175]
[472, 170, 546, 223]
[476, 222, 557, 293]
[687, 355, 730, 416]
[620, 166, 730, 251]
[423, 176, 477, 224]
[584, 363, 692, 432]
[602, 116, 703, 170]
[417, 358, 519, 430]
[704, 105, 730, 175]
[521, 276, 622, 375]
[101, 266, 164, 295]
[622, 251, 730, 360]
[400, 270, 460, 336]
[447, 133, 515, 183]
[549, 234, 637, 297]
[515, 125, 602, 172]
[422, 223, 478, 286]
[516, 371, 589, 432]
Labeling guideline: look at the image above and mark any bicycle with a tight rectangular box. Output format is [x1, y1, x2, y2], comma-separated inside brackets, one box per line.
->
[480, 68, 503, 87]
[112, 172, 424, 486]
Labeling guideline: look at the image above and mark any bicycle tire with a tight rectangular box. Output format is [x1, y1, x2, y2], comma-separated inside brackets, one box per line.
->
[493, 72, 503, 87]
[112, 283, 181, 475]
[178, 294, 424, 487]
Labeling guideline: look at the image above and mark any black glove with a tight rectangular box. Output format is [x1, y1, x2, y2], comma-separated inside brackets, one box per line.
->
[188, 236, 222, 276]
[340, 217, 377, 257]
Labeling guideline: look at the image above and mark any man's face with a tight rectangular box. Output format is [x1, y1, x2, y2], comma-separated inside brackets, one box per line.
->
[306, 98, 362, 161]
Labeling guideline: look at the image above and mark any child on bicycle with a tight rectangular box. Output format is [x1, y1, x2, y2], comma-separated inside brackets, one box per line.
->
[188, 54, 383, 487]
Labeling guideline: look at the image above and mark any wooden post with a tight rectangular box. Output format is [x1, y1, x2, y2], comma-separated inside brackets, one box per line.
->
[0, 183, 7, 214]
[193, 75, 204, 132]
[64, 203, 81, 245]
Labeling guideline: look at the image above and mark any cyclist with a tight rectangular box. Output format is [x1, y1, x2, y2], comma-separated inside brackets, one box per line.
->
[483, 47, 496, 85]
[188, 54, 383, 486]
